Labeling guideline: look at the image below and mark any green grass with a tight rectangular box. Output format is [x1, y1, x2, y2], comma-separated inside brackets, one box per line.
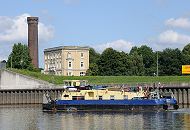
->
[9, 68, 190, 85]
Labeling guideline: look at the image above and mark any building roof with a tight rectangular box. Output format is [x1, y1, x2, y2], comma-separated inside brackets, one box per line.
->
[44, 46, 89, 52]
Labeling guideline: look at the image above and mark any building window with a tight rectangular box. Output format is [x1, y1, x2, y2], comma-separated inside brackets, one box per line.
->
[80, 61, 84, 68]
[68, 61, 72, 68]
[56, 62, 58, 69]
[99, 96, 103, 100]
[67, 52, 71, 58]
[80, 72, 85, 76]
[81, 53, 84, 58]
[67, 72, 72, 76]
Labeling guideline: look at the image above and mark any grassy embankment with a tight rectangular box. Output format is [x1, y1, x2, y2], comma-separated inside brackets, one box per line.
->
[9, 69, 190, 85]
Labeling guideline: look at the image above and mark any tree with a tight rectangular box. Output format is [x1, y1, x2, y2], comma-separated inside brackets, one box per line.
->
[129, 51, 145, 76]
[159, 48, 183, 76]
[137, 45, 156, 76]
[86, 48, 100, 76]
[182, 43, 190, 65]
[97, 48, 126, 76]
[129, 46, 138, 55]
[182, 43, 190, 55]
[86, 63, 99, 76]
[7, 43, 33, 70]
[89, 48, 100, 64]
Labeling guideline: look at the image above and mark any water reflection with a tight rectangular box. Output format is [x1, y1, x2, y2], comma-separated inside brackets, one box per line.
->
[0, 105, 190, 130]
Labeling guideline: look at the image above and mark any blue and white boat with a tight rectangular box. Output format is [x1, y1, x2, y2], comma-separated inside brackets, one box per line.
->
[43, 85, 179, 112]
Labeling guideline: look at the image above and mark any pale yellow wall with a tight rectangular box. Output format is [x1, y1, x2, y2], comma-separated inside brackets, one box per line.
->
[44, 46, 89, 76]
[62, 49, 89, 76]
[61, 90, 145, 100]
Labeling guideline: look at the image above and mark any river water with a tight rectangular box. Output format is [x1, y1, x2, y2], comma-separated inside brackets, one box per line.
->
[0, 105, 189, 130]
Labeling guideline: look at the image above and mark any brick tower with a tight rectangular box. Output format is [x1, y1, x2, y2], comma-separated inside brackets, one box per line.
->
[27, 17, 39, 68]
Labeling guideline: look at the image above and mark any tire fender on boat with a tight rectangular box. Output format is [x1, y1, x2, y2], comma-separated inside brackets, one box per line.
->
[163, 105, 168, 110]
[173, 104, 179, 110]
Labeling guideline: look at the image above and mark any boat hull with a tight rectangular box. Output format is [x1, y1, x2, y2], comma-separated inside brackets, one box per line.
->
[43, 99, 178, 112]
[43, 104, 164, 112]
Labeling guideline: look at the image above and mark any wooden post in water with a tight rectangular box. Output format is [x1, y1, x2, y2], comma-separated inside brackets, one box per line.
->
[0, 92, 2, 104]
[183, 89, 187, 105]
[182, 89, 185, 105]
[188, 89, 190, 105]
[7, 92, 10, 104]
[39, 91, 43, 104]
[23, 91, 27, 104]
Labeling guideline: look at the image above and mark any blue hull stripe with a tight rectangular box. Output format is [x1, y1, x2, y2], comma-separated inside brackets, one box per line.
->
[55, 98, 177, 106]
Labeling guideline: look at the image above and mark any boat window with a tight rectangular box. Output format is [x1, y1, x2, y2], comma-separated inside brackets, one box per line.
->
[64, 95, 69, 97]
[124, 95, 128, 99]
[72, 96, 85, 100]
[65, 82, 68, 86]
[132, 97, 142, 100]
[110, 95, 115, 100]
[88, 92, 94, 97]
[64, 81, 72, 86]
[99, 96, 103, 100]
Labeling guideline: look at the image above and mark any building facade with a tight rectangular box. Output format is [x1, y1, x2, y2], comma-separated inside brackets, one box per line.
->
[44, 46, 89, 76]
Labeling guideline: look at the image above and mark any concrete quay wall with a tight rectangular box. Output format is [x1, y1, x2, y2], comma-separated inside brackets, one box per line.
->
[0, 69, 54, 90]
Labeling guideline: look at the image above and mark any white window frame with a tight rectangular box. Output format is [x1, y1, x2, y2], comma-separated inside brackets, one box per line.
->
[80, 72, 85, 76]
[80, 61, 84, 68]
[68, 61, 72, 69]
[67, 52, 71, 59]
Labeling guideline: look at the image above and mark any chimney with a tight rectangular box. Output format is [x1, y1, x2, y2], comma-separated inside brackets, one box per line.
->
[27, 17, 39, 68]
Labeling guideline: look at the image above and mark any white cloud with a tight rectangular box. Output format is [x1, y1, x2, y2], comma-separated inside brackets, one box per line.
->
[38, 23, 54, 42]
[0, 56, 6, 61]
[159, 30, 190, 44]
[0, 13, 54, 61]
[165, 18, 190, 28]
[94, 39, 133, 53]
[150, 30, 190, 50]
[0, 13, 54, 43]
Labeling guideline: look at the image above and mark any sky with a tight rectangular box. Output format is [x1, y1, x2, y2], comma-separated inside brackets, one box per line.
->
[0, 0, 190, 68]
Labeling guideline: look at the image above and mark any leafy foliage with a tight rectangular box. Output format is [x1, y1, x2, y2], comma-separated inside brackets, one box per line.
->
[87, 43, 190, 76]
[128, 51, 145, 76]
[86, 48, 100, 76]
[98, 48, 126, 76]
[7, 43, 33, 70]
[159, 48, 184, 76]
